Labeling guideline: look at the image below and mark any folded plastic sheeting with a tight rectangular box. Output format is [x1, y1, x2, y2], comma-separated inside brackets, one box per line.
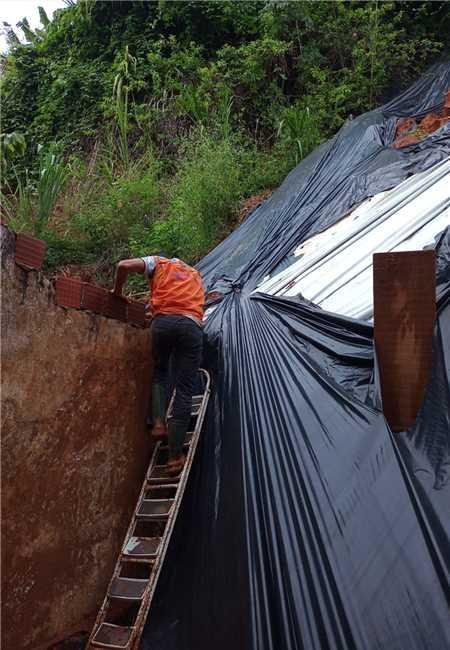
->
[141, 64, 450, 649]
[256, 159, 450, 321]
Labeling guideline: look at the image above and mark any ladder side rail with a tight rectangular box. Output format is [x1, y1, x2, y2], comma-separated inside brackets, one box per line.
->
[130, 370, 211, 648]
[166, 368, 210, 419]
[86, 440, 161, 648]
[145, 439, 164, 478]
[166, 388, 176, 420]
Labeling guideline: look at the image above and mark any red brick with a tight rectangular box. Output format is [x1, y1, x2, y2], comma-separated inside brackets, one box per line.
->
[15, 233, 46, 269]
[81, 283, 108, 315]
[395, 117, 416, 137]
[55, 277, 83, 309]
[420, 112, 441, 134]
[392, 133, 421, 149]
[127, 301, 148, 327]
[105, 293, 128, 322]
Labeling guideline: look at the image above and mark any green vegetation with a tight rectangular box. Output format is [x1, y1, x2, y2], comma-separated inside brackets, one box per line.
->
[2, 146, 68, 236]
[1, 0, 448, 286]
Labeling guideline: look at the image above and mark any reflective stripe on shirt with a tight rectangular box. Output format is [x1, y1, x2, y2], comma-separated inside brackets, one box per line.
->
[141, 256, 180, 277]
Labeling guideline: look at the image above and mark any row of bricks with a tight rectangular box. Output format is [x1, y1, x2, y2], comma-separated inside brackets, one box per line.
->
[396, 90, 450, 137]
[55, 277, 148, 327]
[393, 115, 450, 149]
[13, 232, 147, 328]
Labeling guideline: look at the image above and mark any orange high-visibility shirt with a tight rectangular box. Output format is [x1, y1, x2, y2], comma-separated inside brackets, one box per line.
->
[146, 257, 204, 322]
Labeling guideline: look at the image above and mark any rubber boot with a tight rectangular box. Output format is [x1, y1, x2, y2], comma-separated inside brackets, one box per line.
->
[151, 418, 167, 441]
[166, 454, 185, 477]
[166, 418, 188, 476]
[151, 383, 167, 440]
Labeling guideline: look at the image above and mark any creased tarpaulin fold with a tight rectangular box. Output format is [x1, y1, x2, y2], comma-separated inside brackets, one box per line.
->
[141, 63, 450, 649]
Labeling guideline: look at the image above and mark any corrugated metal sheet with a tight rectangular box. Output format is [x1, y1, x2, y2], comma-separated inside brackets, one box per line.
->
[256, 158, 450, 321]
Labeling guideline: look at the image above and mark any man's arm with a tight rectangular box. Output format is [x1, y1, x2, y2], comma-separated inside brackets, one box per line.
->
[112, 258, 146, 296]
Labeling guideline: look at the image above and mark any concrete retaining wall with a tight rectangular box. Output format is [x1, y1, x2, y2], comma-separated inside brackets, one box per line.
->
[1, 226, 153, 649]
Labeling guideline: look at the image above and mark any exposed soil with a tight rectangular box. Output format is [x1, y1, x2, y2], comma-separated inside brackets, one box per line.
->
[393, 89, 450, 148]
[237, 189, 273, 223]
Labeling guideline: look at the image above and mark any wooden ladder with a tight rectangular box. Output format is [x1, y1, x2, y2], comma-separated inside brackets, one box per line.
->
[87, 369, 211, 649]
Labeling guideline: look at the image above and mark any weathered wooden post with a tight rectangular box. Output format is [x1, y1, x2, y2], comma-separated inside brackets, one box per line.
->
[373, 250, 436, 432]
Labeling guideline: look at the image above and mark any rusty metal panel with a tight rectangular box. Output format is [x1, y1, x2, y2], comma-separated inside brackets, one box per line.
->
[373, 250, 436, 432]
[15, 233, 46, 269]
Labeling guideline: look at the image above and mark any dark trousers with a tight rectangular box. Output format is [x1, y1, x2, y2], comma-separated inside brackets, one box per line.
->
[151, 315, 203, 453]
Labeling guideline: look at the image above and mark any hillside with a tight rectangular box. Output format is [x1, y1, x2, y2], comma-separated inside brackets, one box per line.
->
[1, 0, 449, 290]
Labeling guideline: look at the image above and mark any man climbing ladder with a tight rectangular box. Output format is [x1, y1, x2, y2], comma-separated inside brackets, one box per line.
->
[87, 368, 211, 649]
[112, 254, 204, 476]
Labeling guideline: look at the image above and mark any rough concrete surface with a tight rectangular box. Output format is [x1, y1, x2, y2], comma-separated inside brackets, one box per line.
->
[1, 227, 153, 649]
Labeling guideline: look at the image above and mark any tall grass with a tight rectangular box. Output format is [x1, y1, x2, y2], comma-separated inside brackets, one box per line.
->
[1, 148, 67, 236]
[112, 46, 137, 173]
[128, 132, 244, 263]
[127, 124, 296, 267]
[73, 153, 161, 260]
[36, 149, 68, 235]
[1, 170, 32, 231]
[277, 105, 321, 165]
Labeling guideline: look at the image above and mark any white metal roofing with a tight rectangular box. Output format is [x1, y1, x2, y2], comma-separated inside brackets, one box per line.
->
[255, 157, 450, 321]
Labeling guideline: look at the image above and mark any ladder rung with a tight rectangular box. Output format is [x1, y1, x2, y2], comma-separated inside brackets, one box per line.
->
[123, 536, 161, 558]
[147, 472, 181, 485]
[145, 484, 179, 494]
[91, 623, 133, 648]
[108, 577, 148, 601]
[159, 440, 191, 453]
[149, 465, 171, 480]
[136, 498, 174, 520]
[167, 393, 205, 419]
[119, 555, 155, 564]
[147, 465, 183, 485]
[159, 431, 193, 442]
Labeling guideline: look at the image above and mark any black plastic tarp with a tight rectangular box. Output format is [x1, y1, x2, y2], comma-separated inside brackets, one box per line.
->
[197, 62, 450, 293]
[141, 63, 450, 650]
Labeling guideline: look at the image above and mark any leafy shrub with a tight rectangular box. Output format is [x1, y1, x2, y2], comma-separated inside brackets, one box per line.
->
[166, 133, 243, 260]
[0, 132, 26, 173]
[1, 0, 448, 281]
[72, 154, 162, 261]
[128, 127, 297, 266]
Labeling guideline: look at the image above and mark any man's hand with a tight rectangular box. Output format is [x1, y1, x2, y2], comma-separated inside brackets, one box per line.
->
[112, 258, 146, 296]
